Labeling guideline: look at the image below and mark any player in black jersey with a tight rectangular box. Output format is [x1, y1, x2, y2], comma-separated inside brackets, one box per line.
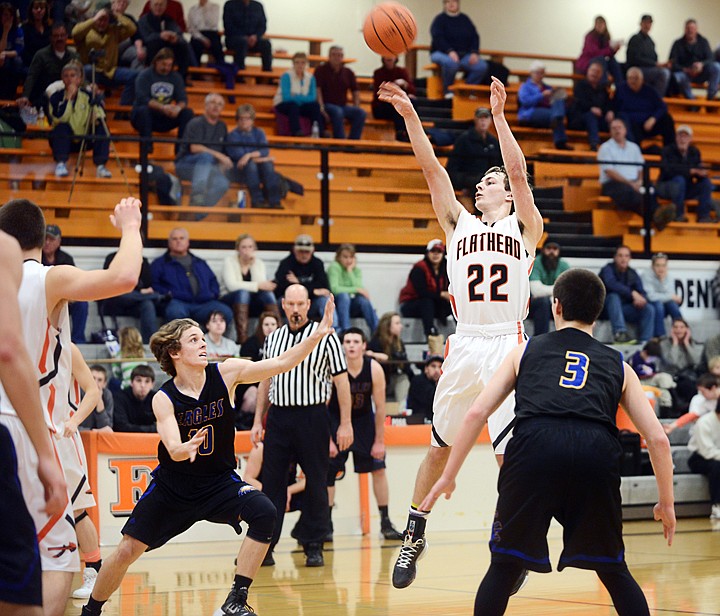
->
[421, 269, 676, 616]
[326, 328, 403, 541]
[81, 298, 336, 616]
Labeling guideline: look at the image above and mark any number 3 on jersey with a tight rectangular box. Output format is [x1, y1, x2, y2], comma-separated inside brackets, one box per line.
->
[559, 351, 590, 389]
[467, 263, 509, 302]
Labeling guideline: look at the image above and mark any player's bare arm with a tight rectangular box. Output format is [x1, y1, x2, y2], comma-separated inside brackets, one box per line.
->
[620, 364, 676, 545]
[490, 77, 544, 254]
[377, 81, 462, 238]
[63, 343, 101, 437]
[153, 392, 209, 463]
[46, 197, 143, 307]
[370, 359, 387, 460]
[333, 372, 354, 452]
[250, 379, 271, 445]
[420, 344, 524, 510]
[220, 294, 336, 387]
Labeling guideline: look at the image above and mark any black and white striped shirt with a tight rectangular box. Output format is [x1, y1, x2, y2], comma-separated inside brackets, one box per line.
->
[263, 321, 347, 406]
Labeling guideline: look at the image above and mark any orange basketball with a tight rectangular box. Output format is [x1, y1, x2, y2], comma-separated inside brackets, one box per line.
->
[363, 2, 417, 56]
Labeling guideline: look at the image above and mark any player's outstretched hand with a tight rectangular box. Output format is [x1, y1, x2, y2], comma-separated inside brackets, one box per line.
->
[185, 426, 209, 463]
[419, 476, 456, 511]
[377, 81, 414, 117]
[37, 456, 68, 517]
[317, 293, 335, 338]
[653, 502, 676, 546]
[489, 76, 507, 116]
[110, 197, 142, 231]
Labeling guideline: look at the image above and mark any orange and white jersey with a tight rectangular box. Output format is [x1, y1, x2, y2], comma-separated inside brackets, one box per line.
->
[447, 209, 532, 330]
[0, 260, 72, 434]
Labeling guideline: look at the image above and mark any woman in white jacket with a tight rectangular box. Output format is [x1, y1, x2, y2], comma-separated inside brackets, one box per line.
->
[221, 233, 280, 343]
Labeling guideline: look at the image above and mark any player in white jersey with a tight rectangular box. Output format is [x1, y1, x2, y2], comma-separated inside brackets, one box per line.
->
[378, 77, 543, 589]
[0, 230, 66, 616]
[0, 197, 142, 616]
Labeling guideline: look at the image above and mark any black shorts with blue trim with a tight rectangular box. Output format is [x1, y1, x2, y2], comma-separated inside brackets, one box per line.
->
[489, 417, 625, 574]
[328, 411, 385, 485]
[0, 423, 42, 606]
[122, 465, 271, 549]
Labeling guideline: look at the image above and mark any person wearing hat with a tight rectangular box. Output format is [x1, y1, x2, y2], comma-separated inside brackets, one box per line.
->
[274, 234, 335, 324]
[406, 354, 443, 422]
[669, 18, 720, 102]
[626, 14, 670, 97]
[655, 123, 715, 223]
[429, 0, 487, 97]
[41, 224, 89, 344]
[518, 60, 572, 150]
[528, 238, 571, 335]
[71, 0, 139, 106]
[399, 239, 451, 355]
[446, 106, 502, 196]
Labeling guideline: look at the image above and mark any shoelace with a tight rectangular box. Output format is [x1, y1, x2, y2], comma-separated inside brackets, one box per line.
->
[395, 538, 424, 569]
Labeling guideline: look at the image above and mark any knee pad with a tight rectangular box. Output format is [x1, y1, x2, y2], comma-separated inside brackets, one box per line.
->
[243, 493, 277, 543]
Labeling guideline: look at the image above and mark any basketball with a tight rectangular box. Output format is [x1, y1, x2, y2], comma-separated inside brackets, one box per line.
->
[363, 2, 417, 56]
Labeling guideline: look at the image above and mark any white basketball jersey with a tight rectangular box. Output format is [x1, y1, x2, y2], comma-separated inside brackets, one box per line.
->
[447, 209, 532, 326]
[0, 260, 72, 434]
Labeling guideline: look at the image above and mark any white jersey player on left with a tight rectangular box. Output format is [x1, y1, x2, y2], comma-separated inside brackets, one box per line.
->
[0, 197, 142, 616]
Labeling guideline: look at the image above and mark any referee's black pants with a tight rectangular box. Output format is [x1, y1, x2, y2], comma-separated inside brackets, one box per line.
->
[263, 403, 330, 547]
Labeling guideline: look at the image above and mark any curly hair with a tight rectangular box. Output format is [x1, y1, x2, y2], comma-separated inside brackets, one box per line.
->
[150, 318, 199, 377]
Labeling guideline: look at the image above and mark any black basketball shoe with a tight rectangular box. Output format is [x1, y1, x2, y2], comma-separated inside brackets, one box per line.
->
[391, 532, 427, 588]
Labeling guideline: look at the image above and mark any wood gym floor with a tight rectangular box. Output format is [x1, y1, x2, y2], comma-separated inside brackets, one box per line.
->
[63, 517, 720, 615]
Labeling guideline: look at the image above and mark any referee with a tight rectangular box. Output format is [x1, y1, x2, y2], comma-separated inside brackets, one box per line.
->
[252, 284, 352, 567]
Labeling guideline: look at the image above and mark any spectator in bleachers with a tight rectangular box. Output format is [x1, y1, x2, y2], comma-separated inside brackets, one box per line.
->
[273, 233, 334, 322]
[625, 14, 670, 97]
[518, 61, 572, 150]
[659, 318, 704, 378]
[315, 45, 366, 140]
[137, 0, 191, 80]
[112, 364, 157, 432]
[222, 0, 272, 73]
[17, 21, 78, 110]
[598, 118, 675, 230]
[79, 364, 115, 431]
[21, 0, 49, 67]
[174, 92, 232, 208]
[47, 60, 113, 179]
[111, 325, 146, 390]
[41, 223, 89, 344]
[226, 103, 283, 209]
[406, 354, 442, 422]
[567, 60, 614, 151]
[272, 51, 325, 137]
[446, 106, 501, 196]
[150, 226, 233, 325]
[628, 340, 675, 412]
[204, 310, 239, 357]
[574, 15, 623, 85]
[371, 55, 415, 142]
[0, 3, 26, 100]
[669, 19, 720, 102]
[599, 244, 655, 344]
[131, 47, 194, 153]
[140, 0, 186, 31]
[399, 239, 452, 354]
[665, 373, 720, 435]
[686, 400, 720, 520]
[641, 253, 683, 338]
[220, 232, 279, 343]
[615, 67, 676, 148]
[187, 0, 223, 66]
[528, 238, 570, 335]
[654, 124, 715, 223]
[327, 243, 378, 335]
[101, 250, 163, 343]
[367, 311, 414, 404]
[72, 1, 139, 106]
[429, 0, 487, 97]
